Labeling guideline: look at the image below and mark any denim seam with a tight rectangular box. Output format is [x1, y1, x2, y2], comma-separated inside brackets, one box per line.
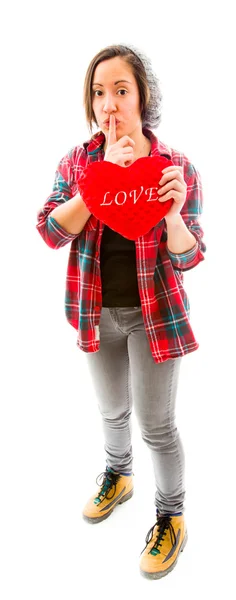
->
[156, 360, 183, 513]
[125, 345, 132, 470]
[166, 359, 183, 503]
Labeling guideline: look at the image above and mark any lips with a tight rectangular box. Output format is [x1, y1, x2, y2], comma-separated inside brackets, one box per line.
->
[104, 119, 120, 125]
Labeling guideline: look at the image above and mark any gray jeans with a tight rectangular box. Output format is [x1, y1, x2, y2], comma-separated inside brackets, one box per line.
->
[85, 306, 185, 514]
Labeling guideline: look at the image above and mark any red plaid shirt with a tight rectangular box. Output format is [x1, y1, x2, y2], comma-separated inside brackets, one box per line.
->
[36, 128, 206, 363]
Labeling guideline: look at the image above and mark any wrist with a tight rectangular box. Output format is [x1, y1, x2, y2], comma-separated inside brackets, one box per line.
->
[165, 214, 182, 226]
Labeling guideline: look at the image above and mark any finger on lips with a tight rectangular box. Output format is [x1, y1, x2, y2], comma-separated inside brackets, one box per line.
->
[108, 114, 117, 146]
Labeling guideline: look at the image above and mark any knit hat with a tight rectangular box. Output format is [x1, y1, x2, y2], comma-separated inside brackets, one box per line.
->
[117, 43, 162, 130]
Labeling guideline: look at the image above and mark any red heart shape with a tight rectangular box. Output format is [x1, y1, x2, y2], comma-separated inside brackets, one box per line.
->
[77, 156, 174, 240]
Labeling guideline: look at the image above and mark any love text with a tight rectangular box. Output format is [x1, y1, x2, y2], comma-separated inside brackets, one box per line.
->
[100, 187, 159, 206]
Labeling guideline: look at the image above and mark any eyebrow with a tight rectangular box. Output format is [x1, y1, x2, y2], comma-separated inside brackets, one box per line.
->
[92, 80, 132, 86]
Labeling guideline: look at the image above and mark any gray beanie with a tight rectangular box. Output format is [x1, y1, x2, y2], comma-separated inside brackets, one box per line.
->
[118, 43, 162, 130]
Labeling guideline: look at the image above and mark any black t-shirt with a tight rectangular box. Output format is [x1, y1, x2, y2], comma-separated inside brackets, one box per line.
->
[100, 226, 141, 307]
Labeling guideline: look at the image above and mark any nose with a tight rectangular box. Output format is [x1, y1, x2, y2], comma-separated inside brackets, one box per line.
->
[103, 93, 117, 114]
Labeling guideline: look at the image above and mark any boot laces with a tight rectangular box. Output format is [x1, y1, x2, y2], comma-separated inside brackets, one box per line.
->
[140, 515, 176, 556]
[94, 469, 121, 504]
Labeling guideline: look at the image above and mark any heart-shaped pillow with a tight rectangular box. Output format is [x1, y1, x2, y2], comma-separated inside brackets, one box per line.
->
[77, 155, 174, 240]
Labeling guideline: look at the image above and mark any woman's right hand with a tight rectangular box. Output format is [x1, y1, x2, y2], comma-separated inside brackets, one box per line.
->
[104, 114, 135, 167]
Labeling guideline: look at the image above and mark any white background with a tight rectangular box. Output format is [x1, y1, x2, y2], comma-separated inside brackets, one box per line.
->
[1, 0, 236, 597]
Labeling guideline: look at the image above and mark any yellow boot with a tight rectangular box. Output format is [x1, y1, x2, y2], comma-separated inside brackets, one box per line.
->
[82, 467, 134, 524]
[139, 512, 188, 579]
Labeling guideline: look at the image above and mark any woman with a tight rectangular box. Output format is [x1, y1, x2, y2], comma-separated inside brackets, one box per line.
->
[36, 44, 206, 580]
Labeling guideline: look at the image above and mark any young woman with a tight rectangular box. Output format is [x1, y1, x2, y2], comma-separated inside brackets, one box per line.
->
[36, 44, 206, 580]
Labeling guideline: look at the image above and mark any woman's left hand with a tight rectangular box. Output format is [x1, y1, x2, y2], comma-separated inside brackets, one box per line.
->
[157, 165, 187, 219]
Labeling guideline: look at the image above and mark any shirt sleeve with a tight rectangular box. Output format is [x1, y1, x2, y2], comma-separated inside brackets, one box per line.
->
[36, 149, 91, 249]
[166, 160, 206, 271]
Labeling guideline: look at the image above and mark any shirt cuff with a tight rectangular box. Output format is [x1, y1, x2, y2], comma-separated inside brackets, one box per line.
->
[167, 241, 199, 269]
[48, 215, 79, 245]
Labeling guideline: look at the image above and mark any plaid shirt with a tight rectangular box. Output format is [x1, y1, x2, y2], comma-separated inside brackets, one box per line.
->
[36, 128, 206, 363]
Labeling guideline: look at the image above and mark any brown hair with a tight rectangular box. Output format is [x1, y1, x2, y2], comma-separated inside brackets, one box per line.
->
[83, 45, 151, 136]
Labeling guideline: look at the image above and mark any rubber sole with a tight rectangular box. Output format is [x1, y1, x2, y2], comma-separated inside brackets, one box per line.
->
[140, 530, 188, 579]
[82, 488, 134, 524]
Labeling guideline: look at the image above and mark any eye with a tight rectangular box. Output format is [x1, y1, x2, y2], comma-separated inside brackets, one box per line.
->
[93, 89, 128, 97]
